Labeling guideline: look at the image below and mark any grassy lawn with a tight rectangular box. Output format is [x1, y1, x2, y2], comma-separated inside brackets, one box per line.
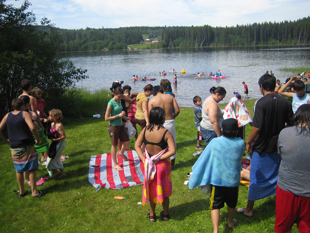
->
[0, 100, 299, 233]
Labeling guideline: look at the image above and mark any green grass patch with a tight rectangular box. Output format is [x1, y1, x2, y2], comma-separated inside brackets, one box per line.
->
[279, 67, 310, 74]
[128, 43, 162, 50]
[77, 89, 110, 117]
[0, 100, 299, 232]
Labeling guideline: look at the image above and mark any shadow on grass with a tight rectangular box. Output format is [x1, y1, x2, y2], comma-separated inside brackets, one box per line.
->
[234, 197, 276, 228]
[174, 157, 197, 170]
[170, 199, 208, 220]
[177, 139, 197, 150]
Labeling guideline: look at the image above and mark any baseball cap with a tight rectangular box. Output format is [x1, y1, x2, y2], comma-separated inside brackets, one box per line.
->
[233, 92, 241, 99]
[222, 118, 238, 131]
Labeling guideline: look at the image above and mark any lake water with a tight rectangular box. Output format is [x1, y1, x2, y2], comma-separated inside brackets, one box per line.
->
[66, 47, 310, 107]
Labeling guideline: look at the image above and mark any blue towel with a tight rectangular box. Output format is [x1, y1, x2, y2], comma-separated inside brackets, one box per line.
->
[247, 151, 281, 201]
[189, 136, 244, 189]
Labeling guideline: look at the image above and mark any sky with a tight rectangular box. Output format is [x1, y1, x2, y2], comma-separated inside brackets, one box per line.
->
[7, 0, 310, 29]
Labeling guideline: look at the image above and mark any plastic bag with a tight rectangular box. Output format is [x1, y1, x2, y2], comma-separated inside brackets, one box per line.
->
[200, 184, 211, 195]
[125, 121, 136, 138]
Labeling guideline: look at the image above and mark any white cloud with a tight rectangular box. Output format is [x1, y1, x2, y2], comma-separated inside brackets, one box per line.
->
[5, 0, 310, 29]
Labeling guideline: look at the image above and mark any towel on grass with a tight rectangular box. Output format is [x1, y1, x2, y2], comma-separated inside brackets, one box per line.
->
[88, 150, 144, 191]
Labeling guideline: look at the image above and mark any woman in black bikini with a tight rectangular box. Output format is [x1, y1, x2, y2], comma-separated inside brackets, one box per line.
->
[135, 107, 176, 222]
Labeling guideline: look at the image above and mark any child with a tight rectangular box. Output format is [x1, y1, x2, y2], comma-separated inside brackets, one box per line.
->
[193, 96, 203, 150]
[278, 77, 310, 113]
[242, 81, 249, 100]
[46, 109, 66, 178]
[105, 87, 130, 171]
[20, 95, 49, 163]
[123, 85, 138, 139]
[189, 119, 245, 231]
[20, 79, 44, 131]
[31, 87, 48, 131]
[0, 98, 46, 197]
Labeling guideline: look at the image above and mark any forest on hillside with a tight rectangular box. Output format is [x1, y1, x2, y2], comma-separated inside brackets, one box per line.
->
[54, 17, 310, 52]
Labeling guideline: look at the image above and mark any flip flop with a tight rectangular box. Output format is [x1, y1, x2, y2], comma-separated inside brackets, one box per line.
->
[32, 190, 47, 198]
[236, 208, 253, 218]
[36, 178, 45, 186]
[14, 190, 29, 197]
[117, 153, 128, 161]
[113, 165, 123, 171]
[228, 219, 237, 229]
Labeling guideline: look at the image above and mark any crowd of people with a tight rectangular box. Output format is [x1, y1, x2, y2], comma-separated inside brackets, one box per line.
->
[1, 72, 309, 232]
[0, 79, 67, 198]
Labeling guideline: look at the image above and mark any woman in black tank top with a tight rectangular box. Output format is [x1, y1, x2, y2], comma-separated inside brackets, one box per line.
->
[135, 107, 176, 222]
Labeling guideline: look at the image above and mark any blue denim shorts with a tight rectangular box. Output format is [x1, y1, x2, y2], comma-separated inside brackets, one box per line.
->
[200, 126, 217, 146]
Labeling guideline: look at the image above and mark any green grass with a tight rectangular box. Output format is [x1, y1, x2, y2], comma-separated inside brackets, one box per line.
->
[77, 89, 111, 117]
[280, 67, 310, 74]
[128, 43, 161, 50]
[0, 100, 299, 233]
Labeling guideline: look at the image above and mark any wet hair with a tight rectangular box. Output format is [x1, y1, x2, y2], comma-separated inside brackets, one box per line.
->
[122, 85, 132, 92]
[258, 74, 276, 91]
[49, 109, 63, 121]
[144, 84, 153, 92]
[193, 96, 202, 104]
[31, 87, 42, 99]
[113, 87, 123, 95]
[11, 98, 24, 110]
[21, 79, 31, 91]
[147, 107, 165, 131]
[152, 85, 163, 96]
[294, 104, 310, 134]
[19, 95, 30, 105]
[292, 80, 305, 91]
[209, 86, 226, 96]
[160, 79, 172, 93]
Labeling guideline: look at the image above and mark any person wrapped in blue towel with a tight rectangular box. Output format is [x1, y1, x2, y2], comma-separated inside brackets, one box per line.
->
[189, 118, 244, 231]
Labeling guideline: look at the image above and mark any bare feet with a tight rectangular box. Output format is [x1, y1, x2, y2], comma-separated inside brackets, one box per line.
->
[236, 208, 253, 218]
[51, 170, 59, 178]
[58, 174, 66, 178]
[228, 219, 237, 228]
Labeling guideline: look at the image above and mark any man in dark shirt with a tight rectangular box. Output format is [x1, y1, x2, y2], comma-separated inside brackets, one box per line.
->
[237, 74, 293, 218]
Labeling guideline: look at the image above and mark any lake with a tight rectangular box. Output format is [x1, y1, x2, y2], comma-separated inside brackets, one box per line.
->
[65, 47, 310, 107]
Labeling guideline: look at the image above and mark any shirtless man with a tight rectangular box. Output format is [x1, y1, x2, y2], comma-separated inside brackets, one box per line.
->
[148, 85, 180, 168]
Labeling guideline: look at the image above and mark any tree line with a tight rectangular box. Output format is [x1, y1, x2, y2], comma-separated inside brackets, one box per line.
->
[161, 17, 310, 48]
[53, 17, 310, 51]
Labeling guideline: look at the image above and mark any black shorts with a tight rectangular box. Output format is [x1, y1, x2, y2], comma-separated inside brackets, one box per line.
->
[209, 185, 239, 210]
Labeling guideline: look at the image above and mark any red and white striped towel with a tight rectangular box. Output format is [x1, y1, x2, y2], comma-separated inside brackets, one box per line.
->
[88, 150, 144, 191]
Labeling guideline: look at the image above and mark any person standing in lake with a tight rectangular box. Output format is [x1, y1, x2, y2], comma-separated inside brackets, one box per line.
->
[242, 81, 249, 100]
[237, 74, 293, 218]
[200, 86, 226, 147]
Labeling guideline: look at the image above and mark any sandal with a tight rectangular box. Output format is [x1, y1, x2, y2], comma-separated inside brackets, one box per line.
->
[117, 152, 128, 161]
[14, 190, 28, 197]
[147, 213, 157, 222]
[160, 211, 170, 221]
[113, 165, 123, 171]
[32, 190, 47, 198]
